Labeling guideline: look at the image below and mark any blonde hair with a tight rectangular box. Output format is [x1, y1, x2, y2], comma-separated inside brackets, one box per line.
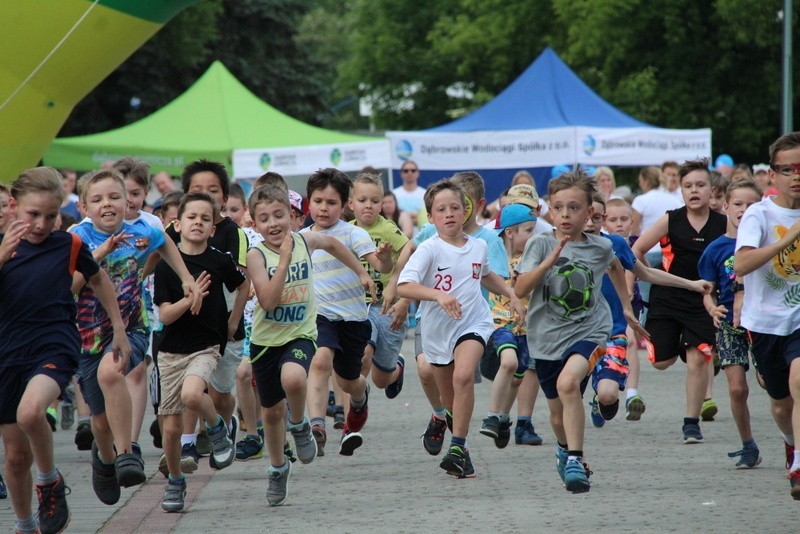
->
[548, 169, 597, 205]
[11, 167, 65, 204]
[248, 185, 290, 218]
[353, 172, 384, 194]
[78, 169, 126, 204]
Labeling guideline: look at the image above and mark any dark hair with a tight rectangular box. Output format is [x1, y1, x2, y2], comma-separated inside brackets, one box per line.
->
[181, 159, 229, 198]
[161, 191, 184, 214]
[638, 166, 663, 190]
[709, 171, 730, 195]
[769, 132, 800, 164]
[228, 182, 246, 205]
[591, 191, 606, 210]
[661, 160, 679, 171]
[112, 156, 151, 189]
[679, 158, 711, 182]
[306, 167, 351, 204]
[423, 179, 467, 213]
[254, 171, 288, 193]
[178, 191, 219, 220]
[381, 191, 400, 225]
[548, 169, 597, 205]
[248, 185, 290, 218]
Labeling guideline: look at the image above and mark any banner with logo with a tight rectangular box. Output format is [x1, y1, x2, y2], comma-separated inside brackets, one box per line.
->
[233, 140, 391, 179]
[386, 127, 711, 170]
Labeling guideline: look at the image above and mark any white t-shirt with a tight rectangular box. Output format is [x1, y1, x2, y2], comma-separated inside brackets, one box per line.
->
[393, 185, 426, 214]
[300, 220, 375, 322]
[398, 234, 494, 364]
[660, 187, 685, 206]
[736, 197, 800, 335]
[631, 189, 681, 253]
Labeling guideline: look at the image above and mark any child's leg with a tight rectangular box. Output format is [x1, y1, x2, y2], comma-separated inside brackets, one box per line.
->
[789, 359, 800, 458]
[282, 362, 308, 425]
[725, 365, 752, 441]
[181, 375, 219, 424]
[545, 396, 566, 444]
[16, 375, 62, 474]
[556, 354, 590, 452]
[161, 414, 182, 478]
[307, 347, 334, 423]
[516, 370, 538, 419]
[596, 378, 620, 407]
[625, 326, 641, 390]
[236, 359, 259, 436]
[125, 362, 147, 444]
[1, 424, 34, 522]
[263, 402, 287, 467]
[684, 347, 709, 420]
[97, 352, 134, 454]
[488, 349, 518, 413]
[450, 339, 483, 439]
[417, 354, 444, 410]
[430, 363, 455, 414]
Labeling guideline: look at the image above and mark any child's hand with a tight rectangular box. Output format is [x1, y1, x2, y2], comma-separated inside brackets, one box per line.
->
[690, 279, 713, 294]
[385, 297, 410, 331]
[360, 273, 377, 303]
[624, 309, 649, 340]
[184, 271, 210, 315]
[708, 304, 727, 328]
[375, 242, 392, 263]
[436, 292, 461, 320]
[111, 329, 132, 371]
[279, 233, 293, 257]
[543, 235, 569, 269]
[510, 297, 527, 325]
[732, 290, 744, 328]
[0, 220, 29, 262]
[96, 232, 133, 260]
[380, 283, 398, 315]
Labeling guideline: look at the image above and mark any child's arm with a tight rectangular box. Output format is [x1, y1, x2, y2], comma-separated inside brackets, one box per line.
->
[85, 268, 132, 367]
[735, 219, 800, 275]
[157, 237, 203, 314]
[397, 282, 462, 320]
[381, 239, 417, 314]
[70, 231, 134, 292]
[631, 262, 712, 294]
[732, 280, 744, 328]
[0, 220, 29, 269]
[246, 240, 288, 312]
[481, 271, 526, 325]
[702, 288, 726, 328]
[630, 214, 668, 262]
[608, 257, 649, 339]
[362, 242, 393, 274]
[228, 276, 249, 340]
[158, 271, 211, 325]
[303, 232, 377, 301]
[514, 235, 569, 298]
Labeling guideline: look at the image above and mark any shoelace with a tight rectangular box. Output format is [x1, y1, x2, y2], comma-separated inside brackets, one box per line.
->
[36, 479, 71, 519]
[421, 418, 447, 440]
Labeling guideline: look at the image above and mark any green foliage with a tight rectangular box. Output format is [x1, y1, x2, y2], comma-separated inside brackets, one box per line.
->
[766, 270, 787, 292]
[784, 282, 800, 307]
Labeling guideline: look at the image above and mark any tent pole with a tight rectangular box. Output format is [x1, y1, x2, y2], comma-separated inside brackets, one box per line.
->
[782, 0, 793, 134]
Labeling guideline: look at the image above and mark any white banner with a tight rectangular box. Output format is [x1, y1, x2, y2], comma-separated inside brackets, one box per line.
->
[233, 140, 391, 179]
[386, 127, 711, 169]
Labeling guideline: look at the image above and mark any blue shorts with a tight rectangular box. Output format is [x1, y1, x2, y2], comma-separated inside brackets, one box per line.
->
[78, 330, 148, 416]
[0, 353, 76, 425]
[749, 329, 800, 400]
[480, 328, 529, 380]
[316, 315, 371, 381]
[716, 320, 750, 370]
[251, 339, 315, 408]
[534, 340, 603, 400]
[367, 304, 407, 373]
[592, 336, 629, 392]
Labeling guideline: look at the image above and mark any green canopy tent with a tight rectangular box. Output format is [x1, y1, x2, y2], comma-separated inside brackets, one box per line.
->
[44, 61, 389, 179]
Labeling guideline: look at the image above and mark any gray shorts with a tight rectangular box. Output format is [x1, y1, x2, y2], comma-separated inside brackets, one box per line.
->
[210, 339, 244, 393]
[368, 304, 407, 373]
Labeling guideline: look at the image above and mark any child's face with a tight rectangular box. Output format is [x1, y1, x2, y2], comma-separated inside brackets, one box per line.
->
[604, 205, 632, 237]
[176, 200, 215, 245]
[549, 187, 593, 238]
[769, 146, 800, 205]
[507, 221, 535, 254]
[427, 189, 465, 239]
[124, 178, 147, 220]
[0, 191, 12, 232]
[583, 201, 606, 235]
[709, 187, 726, 214]
[253, 200, 292, 248]
[161, 205, 179, 226]
[680, 170, 712, 211]
[290, 209, 303, 232]
[724, 188, 761, 231]
[350, 182, 382, 227]
[308, 185, 344, 229]
[84, 178, 127, 234]
[11, 192, 61, 244]
[187, 172, 226, 218]
[225, 197, 246, 227]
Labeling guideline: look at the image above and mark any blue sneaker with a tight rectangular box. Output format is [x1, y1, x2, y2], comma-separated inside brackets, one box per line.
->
[682, 422, 703, 444]
[235, 435, 264, 461]
[0, 472, 7, 499]
[515, 421, 543, 446]
[728, 446, 762, 469]
[556, 445, 568, 482]
[564, 457, 591, 493]
[590, 395, 605, 428]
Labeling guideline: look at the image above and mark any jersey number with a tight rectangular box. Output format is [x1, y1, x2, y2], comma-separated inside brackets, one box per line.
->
[434, 274, 453, 291]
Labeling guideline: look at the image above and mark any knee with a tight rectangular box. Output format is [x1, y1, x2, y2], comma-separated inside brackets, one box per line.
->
[417, 358, 433, 381]
[652, 360, 672, 371]
[181, 388, 203, 410]
[16, 403, 44, 432]
[452, 367, 474, 389]
[772, 400, 792, 420]
[126, 363, 145, 384]
[499, 356, 517, 375]
[281, 373, 305, 395]
[728, 380, 749, 402]
[4, 446, 33, 474]
[236, 365, 252, 384]
[549, 410, 563, 430]
[161, 416, 181, 438]
[598, 391, 618, 406]
[263, 405, 285, 425]
[310, 357, 332, 374]
[556, 377, 579, 397]
[97, 360, 124, 390]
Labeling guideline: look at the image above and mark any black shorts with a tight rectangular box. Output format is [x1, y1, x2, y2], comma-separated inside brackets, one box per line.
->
[534, 340, 600, 399]
[316, 315, 371, 381]
[749, 330, 800, 400]
[250, 339, 315, 408]
[0, 354, 76, 425]
[645, 313, 715, 363]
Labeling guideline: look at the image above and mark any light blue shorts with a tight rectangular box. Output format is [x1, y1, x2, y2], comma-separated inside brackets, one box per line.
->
[210, 338, 244, 393]
[368, 304, 408, 373]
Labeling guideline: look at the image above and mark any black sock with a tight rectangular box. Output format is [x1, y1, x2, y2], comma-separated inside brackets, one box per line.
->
[558, 441, 568, 450]
[567, 449, 584, 459]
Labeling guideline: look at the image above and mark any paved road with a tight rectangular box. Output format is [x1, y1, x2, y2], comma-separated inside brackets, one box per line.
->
[1, 337, 797, 533]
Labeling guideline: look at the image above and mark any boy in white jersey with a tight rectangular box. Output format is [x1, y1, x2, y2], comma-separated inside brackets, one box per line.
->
[247, 186, 374, 505]
[734, 132, 800, 499]
[300, 168, 388, 457]
[398, 179, 525, 478]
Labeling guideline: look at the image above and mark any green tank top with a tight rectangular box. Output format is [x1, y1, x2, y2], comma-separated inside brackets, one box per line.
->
[250, 234, 317, 359]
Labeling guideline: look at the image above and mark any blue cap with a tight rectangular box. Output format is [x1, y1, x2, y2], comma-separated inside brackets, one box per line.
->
[550, 164, 571, 179]
[495, 204, 537, 233]
[715, 154, 734, 169]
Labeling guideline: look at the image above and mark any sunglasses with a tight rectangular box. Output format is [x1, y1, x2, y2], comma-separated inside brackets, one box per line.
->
[770, 163, 800, 176]
[402, 168, 418, 173]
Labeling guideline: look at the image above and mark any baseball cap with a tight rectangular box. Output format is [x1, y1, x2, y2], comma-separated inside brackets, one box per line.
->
[752, 163, 769, 174]
[495, 203, 537, 233]
[714, 154, 734, 169]
[288, 190, 303, 213]
[550, 164, 571, 179]
[506, 184, 539, 209]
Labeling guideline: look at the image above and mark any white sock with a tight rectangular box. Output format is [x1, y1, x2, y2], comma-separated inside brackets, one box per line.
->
[626, 388, 639, 400]
[180, 433, 197, 447]
[783, 432, 795, 447]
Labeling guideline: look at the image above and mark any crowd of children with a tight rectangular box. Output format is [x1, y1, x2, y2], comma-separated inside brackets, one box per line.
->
[4, 131, 800, 533]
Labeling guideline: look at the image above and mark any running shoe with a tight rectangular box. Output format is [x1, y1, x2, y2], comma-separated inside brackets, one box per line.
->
[161, 477, 187, 513]
[228, 416, 238, 443]
[196, 430, 211, 457]
[150, 418, 162, 449]
[290, 421, 317, 463]
[590, 396, 605, 428]
[496, 420, 512, 449]
[91, 442, 120, 505]
[115, 452, 145, 488]
[36, 471, 70, 534]
[440, 445, 468, 477]
[556, 445, 568, 483]
[45, 408, 57, 432]
[339, 430, 363, 456]
[0, 472, 6, 499]
[625, 395, 646, 421]
[785, 440, 794, 470]
[385, 355, 405, 399]
[60, 401, 74, 431]
[284, 441, 297, 463]
[700, 398, 718, 422]
[790, 470, 800, 501]
[326, 391, 336, 418]
[458, 448, 476, 478]
[682, 422, 704, 444]
[257, 420, 264, 441]
[514, 421, 543, 446]
[422, 415, 447, 455]
[564, 457, 591, 493]
[235, 435, 264, 461]
[266, 460, 291, 506]
[74, 420, 94, 451]
[479, 415, 500, 440]
[333, 407, 345, 430]
[311, 424, 327, 457]
[445, 410, 453, 433]
[346, 386, 369, 433]
[207, 420, 235, 470]
[158, 453, 169, 478]
[728, 446, 762, 469]
[180, 443, 199, 473]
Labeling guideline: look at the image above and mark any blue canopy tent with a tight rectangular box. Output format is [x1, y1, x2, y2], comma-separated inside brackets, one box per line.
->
[386, 47, 710, 202]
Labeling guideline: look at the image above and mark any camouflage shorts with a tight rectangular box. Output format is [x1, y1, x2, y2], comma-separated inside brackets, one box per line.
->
[716, 320, 750, 371]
